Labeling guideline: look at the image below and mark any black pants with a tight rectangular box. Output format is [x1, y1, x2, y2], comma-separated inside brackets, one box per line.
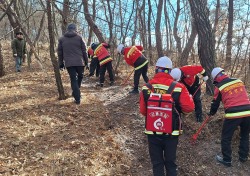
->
[221, 117, 250, 162]
[192, 88, 202, 120]
[89, 57, 100, 77]
[188, 84, 202, 120]
[66, 66, 84, 102]
[134, 64, 149, 90]
[147, 135, 179, 176]
[99, 61, 114, 84]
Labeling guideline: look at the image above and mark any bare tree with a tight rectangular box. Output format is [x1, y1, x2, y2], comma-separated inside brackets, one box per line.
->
[225, 0, 233, 69]
[155, 0, 164, 57]
[172, 0, 182, 56]
[147, 0, 153, 64]
[87, 0, 96, 45]
[47, 0, 66, 100]
[0, 42, 4, 77]
[179, 19, 197, 66]
[188, 0, 216, 94]
[82, 0, 105, 42]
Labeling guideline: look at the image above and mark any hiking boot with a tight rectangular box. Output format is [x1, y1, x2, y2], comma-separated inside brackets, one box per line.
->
[96, 83, 103, 87]
[129, 89, 139, 94]
[216, 155, 231, 167]
[239, 156, 248, 163]
[74, 100, 80, 105]
[110, 81, 114, 86]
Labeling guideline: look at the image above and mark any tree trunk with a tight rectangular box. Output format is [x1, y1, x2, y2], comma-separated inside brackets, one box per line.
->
[188, 0, 216, 95]
[47, 0, 66, 100]
[0, 42, 4, 77]
[27, 11, 46, 68]
[179, 19, 197, 66]
[61, 0, 70, 34]
[87, 0, 96, 45]
[147, 0, 153, 65]
[82, 0, 105, 42]
[225, 0, 233, 69]
[173, 0, 182, 56]
[155, 0, 164, 57]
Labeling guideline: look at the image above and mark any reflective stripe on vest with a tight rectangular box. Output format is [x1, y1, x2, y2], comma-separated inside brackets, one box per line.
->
[94, 44, 102, 56]
[100, 57, 112, 65]
[200, 69, 205, 75]
[225, 110, 250, 118]
[142, 84, 181, 92]
[144, 129, 182, 136]
[127, 46, 137, 58]
[135, 60, 148, 70]
[218, 79, 242, 91]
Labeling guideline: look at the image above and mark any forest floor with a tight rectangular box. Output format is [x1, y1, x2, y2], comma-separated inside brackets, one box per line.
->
[0, 42, 249, 176]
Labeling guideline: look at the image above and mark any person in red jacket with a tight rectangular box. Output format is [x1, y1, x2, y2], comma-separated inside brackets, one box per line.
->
[170, 65, 208, 122]
[117, 44, 149, 94]
[91, 42, 114, 87]
[140, 56, 194, 176]
[208, 67, 250, 167]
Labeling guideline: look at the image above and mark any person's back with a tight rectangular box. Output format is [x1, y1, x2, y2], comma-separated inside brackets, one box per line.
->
[117, 44, 149, 93]
[171, 65, 208, 122]
[57, 23, 88, 105]
[58, 26, 88, 67]
[91, 42, 114, 87]
[208, 67, 250, 167]
[140, 56, 194, 176]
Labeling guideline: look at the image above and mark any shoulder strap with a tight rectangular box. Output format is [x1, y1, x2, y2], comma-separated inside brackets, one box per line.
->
[145, 83, 154, 92]
[167, 81, 177, 94]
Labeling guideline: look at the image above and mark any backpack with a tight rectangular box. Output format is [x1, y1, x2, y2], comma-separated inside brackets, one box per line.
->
[146, 82, 177, 134]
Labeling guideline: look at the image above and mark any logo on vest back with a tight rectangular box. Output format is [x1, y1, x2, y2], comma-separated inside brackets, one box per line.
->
[149, 111, 169, 119]
[154, 118, 163, 129]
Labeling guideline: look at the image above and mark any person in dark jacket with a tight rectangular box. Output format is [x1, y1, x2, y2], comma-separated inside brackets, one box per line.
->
[11, 31, 27, 72]
[140, 56, 195, 176]
[57, 23, 89, 105]
[91, 42, 114, 87]
[208, 67, 250, 167]
[117, 44, 149, 94]
[170, 65, 208, 122]
[87, 46, 100, 77]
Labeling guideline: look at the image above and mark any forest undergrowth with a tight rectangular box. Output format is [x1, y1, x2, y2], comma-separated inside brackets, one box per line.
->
[0, 43, 249, 176]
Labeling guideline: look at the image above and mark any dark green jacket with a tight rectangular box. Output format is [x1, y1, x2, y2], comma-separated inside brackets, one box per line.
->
[11, 38, 27, 57]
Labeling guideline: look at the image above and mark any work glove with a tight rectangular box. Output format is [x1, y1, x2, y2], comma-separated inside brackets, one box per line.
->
[203, 76, 209, 82]
[14, 54, 17, 57]
[59, 63, 65, 71]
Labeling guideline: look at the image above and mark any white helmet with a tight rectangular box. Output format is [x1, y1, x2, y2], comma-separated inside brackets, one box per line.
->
[211, 67, 224, 79]
[170, 68, 182, 81]
[117, 44, 124, 54]
[155, 56, 172, 69]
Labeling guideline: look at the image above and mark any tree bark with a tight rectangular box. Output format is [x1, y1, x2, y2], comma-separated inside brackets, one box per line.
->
[87, 0, 96, 46]
[225, 0, 233, 69]
[179, 19, 197, 66]
[0, 42, 4, 77]
[82, 0, 105, 42]
[155, 0, 164, 57]
[47, 0, 66, 100]
[147, 0, 153, 64]
[173, 0, 182, 56]
[188, 0, 216, 95]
